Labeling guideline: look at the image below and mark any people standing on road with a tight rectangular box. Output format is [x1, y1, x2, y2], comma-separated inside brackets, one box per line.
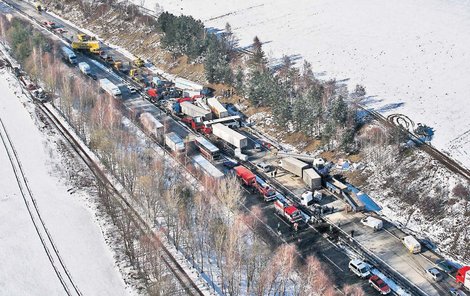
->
[274, 169, 278, 177]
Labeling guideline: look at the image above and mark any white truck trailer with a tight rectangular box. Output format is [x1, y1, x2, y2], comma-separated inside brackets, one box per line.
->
[99, 78, 121, 97]
[302, 168, 322, 190]
[360, 216, 383, 231]
[139, 112, 164, 143]
[180, 101, 213, 120]
[165, 132, 185, 152]
[78, 62, 91, 75]
[60, 46, 77, 64]
[207, 97, 228, 118]
[212, 123, 247, 149]
[281, 157, 309, 177]
[192, 154, 225, 179]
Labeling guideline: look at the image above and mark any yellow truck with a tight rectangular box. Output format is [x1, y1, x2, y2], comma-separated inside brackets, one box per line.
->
[71, 41, 101, 53]
[133, 58, 145, 68]
[77, 34, 96, 42]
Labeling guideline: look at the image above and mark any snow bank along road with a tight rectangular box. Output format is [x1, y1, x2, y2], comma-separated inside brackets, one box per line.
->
[139, 0, 470, 170]
[0, 63, 130, 295]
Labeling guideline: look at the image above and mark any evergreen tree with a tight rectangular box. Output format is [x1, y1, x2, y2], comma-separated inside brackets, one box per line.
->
[250, 36, 267, 70]
[331, 96, 348, 126]
[234, 67, 245, 96]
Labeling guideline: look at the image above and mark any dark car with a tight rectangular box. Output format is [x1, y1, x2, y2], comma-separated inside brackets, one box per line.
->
[223, 160, 239, 169]
[369, 275, 391, 295]
[450, 288, 468, 296]
[436, 259, 458, 275]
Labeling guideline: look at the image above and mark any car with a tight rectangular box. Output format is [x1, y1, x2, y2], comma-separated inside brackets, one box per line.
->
[254, 142, 262, 151]
[127, 84, 137, 94]
[369, 274, 391, 295]
[223, 160, 238, 169]
[436, 259, 458, 274]
[256, 162, 272, 173]
[426, 267, 443, 282]
[450, 288, 468, 296]
[349, 259, 371, 278]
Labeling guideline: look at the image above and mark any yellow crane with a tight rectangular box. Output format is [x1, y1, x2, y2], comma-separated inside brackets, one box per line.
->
[71, 41, 101, 53]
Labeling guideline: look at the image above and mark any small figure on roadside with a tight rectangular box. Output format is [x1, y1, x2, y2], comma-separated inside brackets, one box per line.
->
[351, 229, 355, 238]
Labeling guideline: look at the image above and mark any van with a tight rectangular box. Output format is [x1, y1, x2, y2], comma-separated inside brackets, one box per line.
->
[349, 259, 370, 278]
[402, 235, 421, 254]
[78, 62, 91, 75]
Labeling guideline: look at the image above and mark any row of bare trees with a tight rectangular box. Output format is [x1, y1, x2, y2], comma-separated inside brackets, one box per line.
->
[0, 15, 366, 295]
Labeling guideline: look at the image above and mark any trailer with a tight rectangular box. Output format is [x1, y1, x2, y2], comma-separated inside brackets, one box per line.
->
[203, 115, 241, 129]
[212, 123, 247, 149]
[360, 216, 383, 231]
[78, 62, 91, 75]
[194, 136, 220, 160]
[165, 132, 185, 152]
[180, 101, 213, 120]
[192, 154, 224, 179]
[99, 78, 121, 97]
[302, 168, 322, 190]
[207, 97, 228, 118]
[139, 112, 163, 143]
[60, 46, 77, 64]
[281, 157, 309, 177]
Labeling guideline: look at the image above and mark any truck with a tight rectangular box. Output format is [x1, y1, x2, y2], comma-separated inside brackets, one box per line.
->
[78, 62, 91, 75]
[233, 166, 256, 186]
[71, 41, 101, 53]
[212, 123, 247, 149]
[165, 132, 185, 152]
[302, 168, 322, 190]
[99, 78, 121, 97]
[180, 101, 213, 120]
[456, 266, 470, 289]
[207, 97, 228, 118]
[254, 176, 276, 201]
[299, 190, 322, 206]
[274, 196, 303, 224]
[181, 117, 212, 135]
[139, 112, 163, 143]
[401, 235, 421, 254]
[360, 216, 383, 231]
[281, 157, 309, 177]
[60, 46, 77, 64]
[192, 154, 224, 179]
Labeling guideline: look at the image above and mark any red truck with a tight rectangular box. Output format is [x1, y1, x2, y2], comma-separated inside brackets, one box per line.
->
[181, 116, 212, 135]
[274, 196, 302, 224]
[234, 166, 256, 186]
[456, 266, 470, 290]
[254, 176, 276, 201]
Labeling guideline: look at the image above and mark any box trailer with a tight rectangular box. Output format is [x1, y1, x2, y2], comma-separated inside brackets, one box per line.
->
[281, 157, 309, 177]
[78, 62, 91, 75]
[99, 78, 121, 97]
[60, 46, 77, 64]
[139, 112, 163, 143]
[302, 168, 321, 190]
[180, 101, 213, 120]
[207, 97, 228, 118]
[192, 154, 224, 179]
[402, 235, 421, 254]
[165, 132, 185, 152]
[212, 123, 247, 149]
[360, 216, 383, 231]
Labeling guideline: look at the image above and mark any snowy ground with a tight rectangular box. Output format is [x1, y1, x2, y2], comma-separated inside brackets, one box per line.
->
[0, 69, 133, 294]
[137, 0, 470, 169]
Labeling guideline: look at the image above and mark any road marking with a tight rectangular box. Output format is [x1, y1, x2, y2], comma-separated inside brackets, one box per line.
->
[322, 254, 344, 272]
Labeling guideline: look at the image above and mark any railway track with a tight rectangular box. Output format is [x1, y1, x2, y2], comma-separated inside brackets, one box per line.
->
[364, 107, 470, 181]
[36, 102, 206, 296]
[0, 116, 82, 296]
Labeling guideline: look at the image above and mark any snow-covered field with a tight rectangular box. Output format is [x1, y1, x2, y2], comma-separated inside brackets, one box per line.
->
[0, 69, 132, 294]
[138, 0, 470, 168]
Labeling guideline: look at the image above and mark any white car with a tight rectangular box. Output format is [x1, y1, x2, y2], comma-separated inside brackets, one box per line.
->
[425, 267, 443, 282]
